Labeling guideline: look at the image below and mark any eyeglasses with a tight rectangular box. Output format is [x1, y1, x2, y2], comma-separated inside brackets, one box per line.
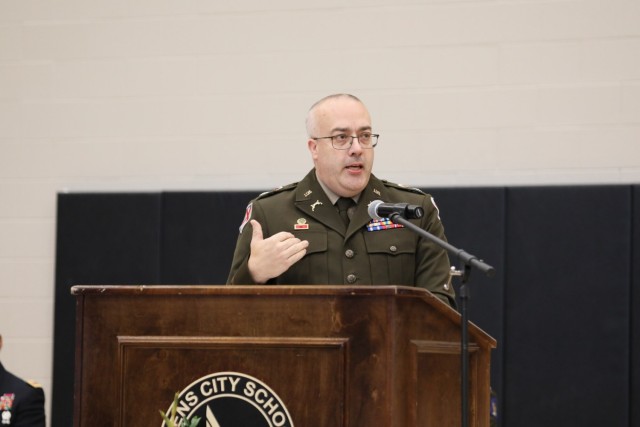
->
[311, 132, 379, 150]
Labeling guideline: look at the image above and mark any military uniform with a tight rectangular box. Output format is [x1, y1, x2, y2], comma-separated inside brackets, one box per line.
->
[0, 363, 45, 427]
[227, 169, 456, 307]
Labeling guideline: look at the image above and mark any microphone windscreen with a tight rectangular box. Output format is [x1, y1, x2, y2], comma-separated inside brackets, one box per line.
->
[367, 200, 384, 220]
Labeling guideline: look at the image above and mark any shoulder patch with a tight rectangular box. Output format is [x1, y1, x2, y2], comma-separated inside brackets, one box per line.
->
[238, 202, 253, 234]
[381, 180, 426, 195]
[255, 182, 298, 200]
[26, 380, 42, 389]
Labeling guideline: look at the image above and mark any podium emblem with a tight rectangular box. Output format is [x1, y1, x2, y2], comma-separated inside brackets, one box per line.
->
[161, 372, 294, 427]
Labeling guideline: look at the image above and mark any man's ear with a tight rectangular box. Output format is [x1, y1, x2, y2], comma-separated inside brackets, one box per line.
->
[307, 138, 319, 160]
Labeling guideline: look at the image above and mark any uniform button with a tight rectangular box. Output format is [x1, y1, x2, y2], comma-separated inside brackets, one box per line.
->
[390, 245, 397, 252]
[346, 274, 357, 284]
[345, 249, 354, 258]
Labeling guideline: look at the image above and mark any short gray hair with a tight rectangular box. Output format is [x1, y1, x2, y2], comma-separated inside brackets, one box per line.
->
[305, 94, 364, 137]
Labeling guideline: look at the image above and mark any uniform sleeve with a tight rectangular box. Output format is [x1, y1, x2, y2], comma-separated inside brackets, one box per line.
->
[14, 386, 45, 427]
[414, 195, 457, 308]
[227, 200, 264, 285]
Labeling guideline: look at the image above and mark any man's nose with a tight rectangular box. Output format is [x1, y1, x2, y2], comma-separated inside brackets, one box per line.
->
[348, 136, 364, 154]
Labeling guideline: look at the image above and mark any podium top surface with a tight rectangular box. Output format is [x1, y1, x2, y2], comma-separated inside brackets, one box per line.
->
[71, 285, 496, 347]
[71, 284, 434, 298]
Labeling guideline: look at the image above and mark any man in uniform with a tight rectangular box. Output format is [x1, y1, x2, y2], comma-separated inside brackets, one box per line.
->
[227, 94, 456, 307]
[0, 335, 46, 427]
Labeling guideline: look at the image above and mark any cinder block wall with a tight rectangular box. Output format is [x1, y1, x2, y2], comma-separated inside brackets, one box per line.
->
[0, 1, 639, 424]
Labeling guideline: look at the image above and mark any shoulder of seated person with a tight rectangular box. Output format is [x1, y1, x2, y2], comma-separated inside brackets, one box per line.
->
[26, 380, 42, 389]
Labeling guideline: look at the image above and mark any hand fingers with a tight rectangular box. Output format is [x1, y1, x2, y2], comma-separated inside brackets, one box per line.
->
[281, 238, 309, 259]
[269, 230, 296, 242]
[250, 220, 263, 242]
[271, 235, 309, 264]
[247, 231, 308, 283]
[285, 243, 308, 265]
[257, 233, 308, 265]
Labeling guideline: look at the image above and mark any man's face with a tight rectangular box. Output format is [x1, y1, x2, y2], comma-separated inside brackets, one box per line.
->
[307, 97, 374, 197]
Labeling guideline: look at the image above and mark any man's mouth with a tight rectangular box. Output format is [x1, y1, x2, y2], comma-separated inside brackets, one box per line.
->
[346, 163, 363, 171]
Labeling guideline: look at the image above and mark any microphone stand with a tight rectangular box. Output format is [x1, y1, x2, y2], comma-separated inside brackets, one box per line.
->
[387, 213, 495, 427]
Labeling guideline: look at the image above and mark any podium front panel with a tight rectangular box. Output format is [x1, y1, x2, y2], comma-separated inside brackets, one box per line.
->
[72, 285, 495, 427]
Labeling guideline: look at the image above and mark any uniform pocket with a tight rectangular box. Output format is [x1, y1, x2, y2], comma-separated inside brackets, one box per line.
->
[280, 230, 329, 284]
[363, 228, 416, 285]
[292, 229, 327, 254]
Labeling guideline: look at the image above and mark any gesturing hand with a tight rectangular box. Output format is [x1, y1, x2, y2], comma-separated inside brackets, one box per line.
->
[247, 220, 309, 284]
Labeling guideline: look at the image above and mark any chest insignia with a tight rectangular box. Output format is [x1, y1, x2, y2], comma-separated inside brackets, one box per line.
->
[294, 218, 309, 230]
[1, 409, 11, 425]
[1, 393, 14, 425]
[366, 218, 405, 231]
[0, 394, 14, 411]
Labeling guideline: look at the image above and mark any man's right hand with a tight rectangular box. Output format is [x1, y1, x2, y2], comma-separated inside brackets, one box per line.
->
[247, 220, 309, 283]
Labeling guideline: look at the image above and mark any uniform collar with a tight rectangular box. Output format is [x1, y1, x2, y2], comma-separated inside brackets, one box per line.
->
[294, 169, 388, 238]
[313, 170, 361, 205]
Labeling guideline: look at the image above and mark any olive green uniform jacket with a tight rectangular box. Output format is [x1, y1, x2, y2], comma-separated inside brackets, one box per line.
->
[227, 169, 456, 307]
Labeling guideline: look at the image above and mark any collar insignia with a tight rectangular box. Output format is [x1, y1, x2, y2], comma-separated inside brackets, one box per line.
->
[310, 200, 323, 211]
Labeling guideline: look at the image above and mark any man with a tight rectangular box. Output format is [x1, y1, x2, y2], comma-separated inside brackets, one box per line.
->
[0, 335, 46, 427]
[227, 94, 456, 307]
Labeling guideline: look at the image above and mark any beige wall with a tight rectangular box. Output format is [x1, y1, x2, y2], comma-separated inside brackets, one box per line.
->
[1, 0, 639, 423]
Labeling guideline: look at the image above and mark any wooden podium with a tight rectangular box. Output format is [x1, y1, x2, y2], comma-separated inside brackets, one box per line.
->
[71, 285, 495, 427]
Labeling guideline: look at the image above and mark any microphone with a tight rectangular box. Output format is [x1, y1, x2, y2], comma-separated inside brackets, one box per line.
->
[367, 200, 424, 221]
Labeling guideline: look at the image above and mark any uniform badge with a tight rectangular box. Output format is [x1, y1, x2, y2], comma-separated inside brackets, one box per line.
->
[366, 218, 405, 231]
[294, 218, 309, 230]
[239, 203, 253, 233]
[304, 190, 312, 197]
[0, 394, 14, 425]
[373, 188, 381, 196]
[310, 200, 323, 211]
